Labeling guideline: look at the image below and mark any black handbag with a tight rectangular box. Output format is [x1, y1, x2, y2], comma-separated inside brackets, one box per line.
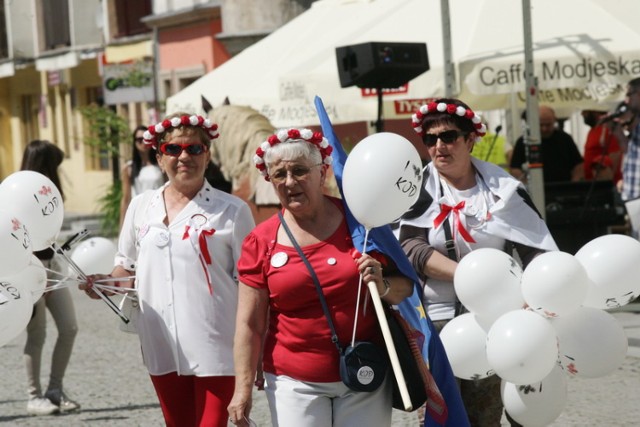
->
[386, 307, 429, 411]
[278, 212, 388, 392]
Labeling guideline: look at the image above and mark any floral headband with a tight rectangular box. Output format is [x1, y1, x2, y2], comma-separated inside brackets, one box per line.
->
[254, 128, 333, 181]
[142, 115, 219, 148]
[411, 102, 487, 142]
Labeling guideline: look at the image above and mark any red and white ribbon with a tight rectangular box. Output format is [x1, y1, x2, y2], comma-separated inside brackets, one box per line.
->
[182, 219, 216, 294]
[433, 201, 476, 244]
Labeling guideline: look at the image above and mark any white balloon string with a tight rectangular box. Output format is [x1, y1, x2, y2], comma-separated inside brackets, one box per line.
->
[351, 227, 372, 347]
[94, 275, 136, 284]
[94, 284, 136, 294]
[41, 280, 75, 293]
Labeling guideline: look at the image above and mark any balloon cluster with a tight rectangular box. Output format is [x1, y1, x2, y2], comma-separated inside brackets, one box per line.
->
[0, 171, 117, 348]
[0, 171, 65, 347]
[440, 235, 639, 426]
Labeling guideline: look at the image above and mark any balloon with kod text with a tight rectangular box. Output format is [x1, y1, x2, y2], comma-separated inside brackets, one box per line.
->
[454, 248, 524, 322]
[0, 171, 64, 251]
[0, 279, 33, 347]
[1, 255, 47, 303]
[440, 313, 494, 380]
[486, 309, 558, 385]
[342, 132, 422, 229]
[552, 306, 627, 378]
[0, 210, 32, 277]
[521, 251, 589, 318]
[574, 234, 640, 309]
[501, 365, 568, 426]
[70, 237, 117, 275]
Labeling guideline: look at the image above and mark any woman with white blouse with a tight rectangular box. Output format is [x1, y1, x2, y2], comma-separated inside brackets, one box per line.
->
[82, 113, 255, 427]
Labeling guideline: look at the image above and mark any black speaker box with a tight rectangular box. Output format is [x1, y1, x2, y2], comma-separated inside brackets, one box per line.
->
[335, 42, 429, 89]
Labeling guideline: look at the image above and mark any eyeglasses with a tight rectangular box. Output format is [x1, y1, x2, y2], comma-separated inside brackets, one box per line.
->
[159, 143, 209, 157]
[269, 164, 322, 184]
[134, 137, 145, 143]
[423, 130, 466, 147]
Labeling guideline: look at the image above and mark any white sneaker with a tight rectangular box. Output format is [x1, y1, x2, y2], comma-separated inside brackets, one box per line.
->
[45, 388, 81, 413]
[27, 396, 59, 416]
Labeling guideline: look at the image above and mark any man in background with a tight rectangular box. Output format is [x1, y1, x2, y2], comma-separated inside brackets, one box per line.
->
[510, 105, 584, 183]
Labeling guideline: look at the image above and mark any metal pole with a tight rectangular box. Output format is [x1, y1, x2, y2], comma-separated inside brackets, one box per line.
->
[440, 0, 455, 98]
[522, 0, 546, 218]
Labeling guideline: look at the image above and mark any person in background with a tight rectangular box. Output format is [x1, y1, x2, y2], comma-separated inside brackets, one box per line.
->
[22, 140, 80, 415]
[471, 121, 512, 171]
[228, 129, 413, 427]
[81, 113, 255, 427]
[119, 125, 165, 228]
[581, 109, 622, 182]
[399, 99, 557, 425]
[612, 78, 640, 202]
[510, 105, 584, 183]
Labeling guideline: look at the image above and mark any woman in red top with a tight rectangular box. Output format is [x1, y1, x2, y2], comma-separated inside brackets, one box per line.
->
[228, 129, 412, 427]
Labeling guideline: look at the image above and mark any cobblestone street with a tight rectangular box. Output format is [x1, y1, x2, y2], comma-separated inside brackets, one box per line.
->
[0, 289, 638, 426]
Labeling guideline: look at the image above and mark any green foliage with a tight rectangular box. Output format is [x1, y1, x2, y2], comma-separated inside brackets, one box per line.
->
[79, 104, 130, 235]
[97, 180, 122, 238]
[79, 104, 130, 157]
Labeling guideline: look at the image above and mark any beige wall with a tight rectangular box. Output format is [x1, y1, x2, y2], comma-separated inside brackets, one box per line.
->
[3, 59, 113, 215]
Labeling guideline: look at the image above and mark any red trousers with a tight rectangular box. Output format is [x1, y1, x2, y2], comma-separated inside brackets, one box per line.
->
[150, 372, 234, 427]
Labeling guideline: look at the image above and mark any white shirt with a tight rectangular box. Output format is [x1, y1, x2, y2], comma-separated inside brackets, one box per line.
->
[131, 163, 165, 197]
[115, 181, 255, 376]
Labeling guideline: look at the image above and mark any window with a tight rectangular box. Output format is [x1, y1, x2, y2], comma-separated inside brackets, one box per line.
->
[0, 2, 8, 59]
[41, 0, 71, 50]
[114, 0, 152, 38]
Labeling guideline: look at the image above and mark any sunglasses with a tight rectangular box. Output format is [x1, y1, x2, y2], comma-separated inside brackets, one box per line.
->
[134, 137, 145, 143]
[159, 143, 208, 157]
[423, 130, 466, 147]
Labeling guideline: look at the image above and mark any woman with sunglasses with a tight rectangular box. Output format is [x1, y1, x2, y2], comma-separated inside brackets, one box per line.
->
[396, 99, 557, 426]
[82, 113, 255, 427]
[227, 129, 413, 427]
[119, 125, 164, 228]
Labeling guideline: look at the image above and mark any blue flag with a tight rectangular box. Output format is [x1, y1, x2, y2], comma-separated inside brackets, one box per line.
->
[314, 96, 469, 427]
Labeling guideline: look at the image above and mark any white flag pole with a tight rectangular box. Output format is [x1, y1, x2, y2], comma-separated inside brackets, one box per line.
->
[367, 281, 412, 411]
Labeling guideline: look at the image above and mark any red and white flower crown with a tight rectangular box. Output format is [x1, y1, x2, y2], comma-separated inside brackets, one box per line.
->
[253, 128, 333, 181]
[142, 115, 219, 148]
[411, 102, 487, 142]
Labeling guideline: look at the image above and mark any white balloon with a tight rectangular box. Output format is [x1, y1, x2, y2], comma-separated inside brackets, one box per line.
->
[552, 306, 627, 378]
[486, 310, 558, 385]
[440, 313, 494, 380]
[0, 277, 34, 347]
[454, 248, 524, 321]
[521, 251, 589, 318]
[1, 256, 47, 302]
[575, 234, 640, 309]
[342, 132, 423, 229]
[0, 210, 32, 277]
[70, 237, 117, 275]
[501, 365, 568, 427]
[0, 171, 64, 251]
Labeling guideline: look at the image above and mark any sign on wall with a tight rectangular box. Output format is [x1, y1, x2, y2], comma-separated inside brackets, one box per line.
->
[102, 59, 155, 105]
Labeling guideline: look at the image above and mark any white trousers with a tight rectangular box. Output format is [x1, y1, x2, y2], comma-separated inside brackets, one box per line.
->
[264, 372, 392, 427]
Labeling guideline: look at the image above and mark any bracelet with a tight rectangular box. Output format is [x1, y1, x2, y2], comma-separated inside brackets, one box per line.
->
[380, 278, 391, 298]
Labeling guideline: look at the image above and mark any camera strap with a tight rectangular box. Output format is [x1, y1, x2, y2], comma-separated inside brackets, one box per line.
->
[278, 211, 342, 353]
